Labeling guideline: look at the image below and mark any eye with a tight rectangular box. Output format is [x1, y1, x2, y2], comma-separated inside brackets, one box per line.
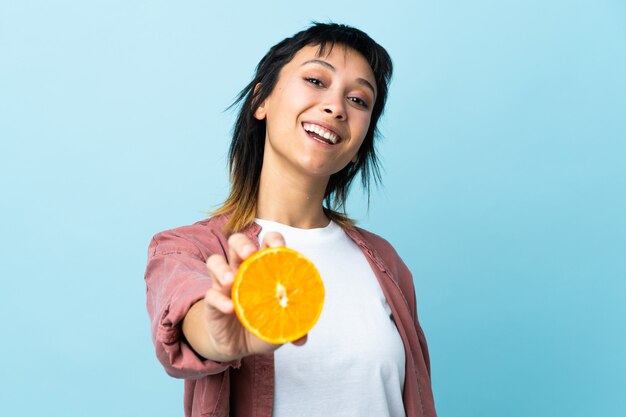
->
[304, 77, 324, 87]
[349, 96, 369, 109]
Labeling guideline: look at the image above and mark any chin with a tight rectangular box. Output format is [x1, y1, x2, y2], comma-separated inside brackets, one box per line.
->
[296, 165, 331, 178]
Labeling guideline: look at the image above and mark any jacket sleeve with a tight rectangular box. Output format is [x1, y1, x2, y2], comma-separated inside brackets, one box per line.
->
[386, 240, 433, 379]
[144, 229, 240, 379]
[407, 268, 432, 378]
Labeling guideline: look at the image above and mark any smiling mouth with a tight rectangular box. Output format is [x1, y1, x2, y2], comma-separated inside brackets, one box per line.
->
[302, 123, 341, 145]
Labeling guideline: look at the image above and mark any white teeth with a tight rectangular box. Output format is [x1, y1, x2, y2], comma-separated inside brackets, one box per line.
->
[303, 123, 339, 144]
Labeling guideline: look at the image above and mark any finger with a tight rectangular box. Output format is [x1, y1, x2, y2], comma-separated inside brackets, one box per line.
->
[228, 233, 257, 270]
[260, 231, 286, 249]
[291, 334, 308, 346]
[204, 288, 234, 314]
[206, 254, 235, 291]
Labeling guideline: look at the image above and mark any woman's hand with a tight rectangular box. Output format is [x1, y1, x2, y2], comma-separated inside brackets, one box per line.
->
[182, 232, 307, 362]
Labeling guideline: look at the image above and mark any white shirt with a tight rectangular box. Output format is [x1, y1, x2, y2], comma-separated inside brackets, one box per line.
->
[256, 218, 406, 417]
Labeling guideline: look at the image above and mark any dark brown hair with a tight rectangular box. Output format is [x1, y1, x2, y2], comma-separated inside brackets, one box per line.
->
[213, 22, 393, 232]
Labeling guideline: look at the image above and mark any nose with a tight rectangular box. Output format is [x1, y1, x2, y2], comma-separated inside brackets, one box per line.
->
[321, 91, 346, 120]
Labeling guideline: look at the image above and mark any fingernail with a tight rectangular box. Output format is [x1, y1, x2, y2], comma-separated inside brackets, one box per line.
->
[223, 271, 234, 284]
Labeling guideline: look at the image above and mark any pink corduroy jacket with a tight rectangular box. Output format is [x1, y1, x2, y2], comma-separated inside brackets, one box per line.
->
[145, 214, 437, 417]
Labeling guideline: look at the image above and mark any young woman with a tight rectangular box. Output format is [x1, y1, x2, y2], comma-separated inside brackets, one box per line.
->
[145, 23, 437, 417]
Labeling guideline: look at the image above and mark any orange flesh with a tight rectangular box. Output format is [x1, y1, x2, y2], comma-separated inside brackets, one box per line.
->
[232, 247, 325, 344]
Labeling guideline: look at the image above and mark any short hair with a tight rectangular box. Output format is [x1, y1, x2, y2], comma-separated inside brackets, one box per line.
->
[213, 22, 393, 232]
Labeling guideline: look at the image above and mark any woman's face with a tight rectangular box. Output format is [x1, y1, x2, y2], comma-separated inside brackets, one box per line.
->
[254, 44, 376, 181]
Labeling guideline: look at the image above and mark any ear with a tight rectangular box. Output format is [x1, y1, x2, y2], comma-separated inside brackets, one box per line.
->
[351, 154, 358, 163]
[253, 83, 267, 120]
[254, 104, 267, 120]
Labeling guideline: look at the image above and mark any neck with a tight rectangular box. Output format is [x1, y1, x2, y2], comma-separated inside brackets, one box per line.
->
[256, 159, 330, 230]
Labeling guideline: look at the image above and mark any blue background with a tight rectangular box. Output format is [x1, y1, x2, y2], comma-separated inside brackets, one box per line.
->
[1, 1, 625, 416]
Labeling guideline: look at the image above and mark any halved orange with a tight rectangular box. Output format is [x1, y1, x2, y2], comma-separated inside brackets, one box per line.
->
[231, 246, 325, 344]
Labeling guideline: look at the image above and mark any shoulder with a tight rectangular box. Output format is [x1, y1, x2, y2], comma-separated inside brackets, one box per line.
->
[148, 214, 230, 260]
[352, 226, 405, 268]
[349, 225, 417, 315]
[348, 225, 413, 283]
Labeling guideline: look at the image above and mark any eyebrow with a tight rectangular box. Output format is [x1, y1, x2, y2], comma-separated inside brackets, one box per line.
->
[300, 59, 377, 98]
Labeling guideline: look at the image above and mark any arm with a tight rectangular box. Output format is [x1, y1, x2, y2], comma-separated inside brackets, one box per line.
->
[145, 227, 304, 377]
[144, 230, 237, 378]
[182, 232, 307, 362]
